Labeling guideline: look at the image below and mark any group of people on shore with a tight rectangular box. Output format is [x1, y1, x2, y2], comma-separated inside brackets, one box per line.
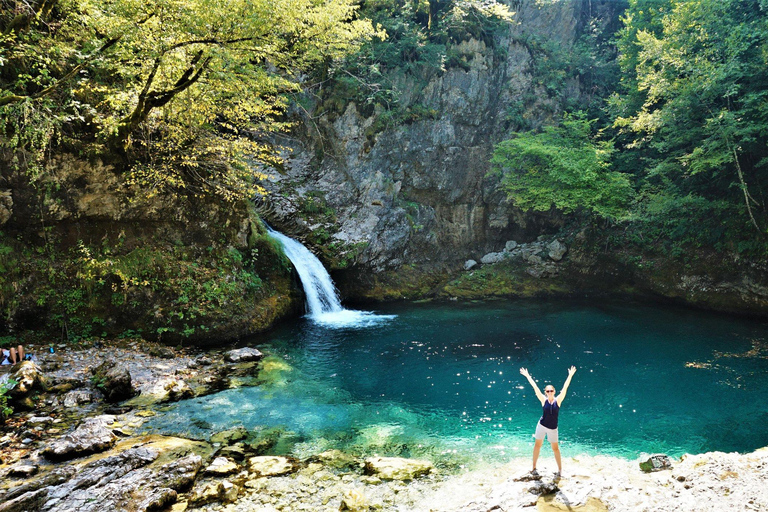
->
[1, 344, 25, 365]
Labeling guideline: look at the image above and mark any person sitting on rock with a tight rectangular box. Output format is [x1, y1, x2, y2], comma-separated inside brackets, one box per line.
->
[1, 345, 25, 365]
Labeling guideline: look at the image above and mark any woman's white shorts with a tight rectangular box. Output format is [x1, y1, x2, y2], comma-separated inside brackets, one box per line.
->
[534, 422, 559, 443]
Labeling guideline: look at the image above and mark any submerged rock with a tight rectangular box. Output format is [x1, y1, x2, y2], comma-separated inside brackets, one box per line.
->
[363, 457, 433, 481]
[42, 416, 117, 461]
[211, 426, 249, 446]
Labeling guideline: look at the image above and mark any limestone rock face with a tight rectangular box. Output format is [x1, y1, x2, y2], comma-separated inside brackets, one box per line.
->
[42, 416, 117, 461]
[363, 457, 433, 481]
[2, 445, 201, 512]
[92, 360, 136, 403]
[258, 0, 589, 279]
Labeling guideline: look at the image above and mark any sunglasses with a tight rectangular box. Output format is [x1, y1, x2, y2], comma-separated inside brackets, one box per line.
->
[545, 389, 555, 393]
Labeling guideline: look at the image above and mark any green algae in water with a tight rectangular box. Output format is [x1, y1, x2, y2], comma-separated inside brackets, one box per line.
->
[147, 299, 768, 466]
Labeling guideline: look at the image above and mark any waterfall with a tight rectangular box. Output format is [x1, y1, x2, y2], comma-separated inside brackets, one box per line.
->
[266, 226, 343, 315]
[266, 225, 395, 327]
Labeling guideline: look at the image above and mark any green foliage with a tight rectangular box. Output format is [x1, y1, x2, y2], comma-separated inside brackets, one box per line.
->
[1, 0, 382, 202]
[0, 225, 285, 340]
[0, 378, 17, 421]
[610, 0, 768, 253]
[491, 112, 633, 219]
[317, 0, 514, 117]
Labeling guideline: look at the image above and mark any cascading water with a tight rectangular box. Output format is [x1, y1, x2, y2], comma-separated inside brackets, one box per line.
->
[266, 225, 394, 327]
[266, 226, 343, 315]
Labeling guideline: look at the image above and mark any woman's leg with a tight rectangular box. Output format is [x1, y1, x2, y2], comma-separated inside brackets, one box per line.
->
[532, 438, 544, 471]
[551, 442, 562, 473]
[9, 347, 17, 364]
[17, 345, 24, 361]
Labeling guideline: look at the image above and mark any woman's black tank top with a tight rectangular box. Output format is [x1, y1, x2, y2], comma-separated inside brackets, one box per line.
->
[540, 399, 559, 429]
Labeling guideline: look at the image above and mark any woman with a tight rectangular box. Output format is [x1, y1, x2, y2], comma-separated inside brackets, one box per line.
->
[519, 365, 577, 477]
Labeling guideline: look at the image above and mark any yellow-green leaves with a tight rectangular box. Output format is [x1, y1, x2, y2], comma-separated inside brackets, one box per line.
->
[1, 0, 380, 202]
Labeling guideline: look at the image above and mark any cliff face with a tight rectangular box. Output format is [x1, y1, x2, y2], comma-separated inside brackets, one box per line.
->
[259, 0, 768, 316]
[258, 1, 586, 288]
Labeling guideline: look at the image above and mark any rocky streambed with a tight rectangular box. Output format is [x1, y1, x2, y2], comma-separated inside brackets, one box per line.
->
[1, 340, 767, 512]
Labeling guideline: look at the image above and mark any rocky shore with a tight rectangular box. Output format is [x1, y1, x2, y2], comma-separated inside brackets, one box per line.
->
[1, 340, 766, 512]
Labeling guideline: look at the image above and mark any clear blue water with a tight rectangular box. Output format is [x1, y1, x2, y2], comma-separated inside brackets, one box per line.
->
[149, 299, 768, 465]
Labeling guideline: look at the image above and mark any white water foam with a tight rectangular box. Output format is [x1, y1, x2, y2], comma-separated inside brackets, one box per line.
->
[266, 226, 395, 328]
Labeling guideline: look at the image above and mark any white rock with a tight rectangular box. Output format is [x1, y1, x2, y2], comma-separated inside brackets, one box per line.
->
[363, 457, 433, 481]
[480, 252, 505, 265]
[464, 259, 478, 271]
[248, 456, 295, 477]
[547, 240, 567, 261]
[225, 347, 264, 363]
[505, 240, 518, 251]
[206, 456, 239, 476]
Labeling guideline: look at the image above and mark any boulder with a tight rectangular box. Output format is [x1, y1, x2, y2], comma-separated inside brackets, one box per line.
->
[505, 240, 518, 251]
[363, 457, 433, 481]
[8, 463, 39, 478]
[42, 416, 117, 461]
[464, 259, 478, 271]
[5, 362, 47, 408]
[480, 252, 505, 265]
[63, 388, 99, 408]
[26, 416, 54, 426]
[639, 454, 673, 472]
[92, 360, 136, 402]
[210, 426, 249, 445]
[547, 239, 567, 261]
[0, 189, 12, 226]
[205, 456, 239, 476]
[247, 456, 295, 477]
[163, 378, 194, 402]
[224, 347, 264, 363]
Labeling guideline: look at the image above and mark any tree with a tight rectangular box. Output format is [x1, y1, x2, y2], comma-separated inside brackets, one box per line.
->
[491, 112, 633, 220]
[611, 0, 768, 236]
[1, 0, 383, 200]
